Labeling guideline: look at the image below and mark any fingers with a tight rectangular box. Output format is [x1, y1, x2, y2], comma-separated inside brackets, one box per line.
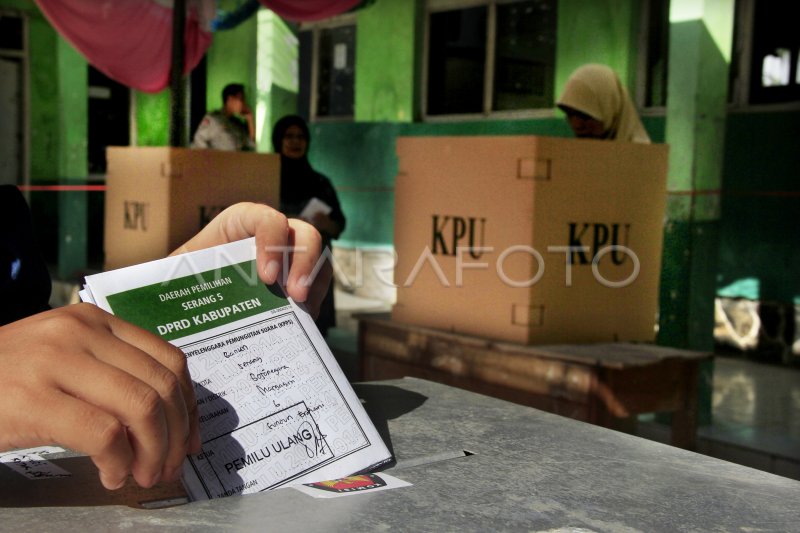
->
[108, 313, 200, 457]
[36, 390, 135, 490]
[303, 260, 332, 319]
[86, 323, 194, 486]
[206, 202, 295, 287]
[58, 352, 169, 488]
[170, 202, 331, 310]
[53, 306, 195, 488]
[0, 305, 198, 490]
[170, 202, 285, 259]
[285, 219, 329, 315]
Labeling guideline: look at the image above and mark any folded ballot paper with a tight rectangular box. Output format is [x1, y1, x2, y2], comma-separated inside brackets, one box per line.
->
[80, 237, 391, 501]
[298, 197, 332, 222]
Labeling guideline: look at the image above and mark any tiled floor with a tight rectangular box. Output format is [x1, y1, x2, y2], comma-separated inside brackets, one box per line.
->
[634, 355, 800, 480]
[709, 356, 800, 449]
[695, 356, 800, 479]
[330, 290, 800, 482]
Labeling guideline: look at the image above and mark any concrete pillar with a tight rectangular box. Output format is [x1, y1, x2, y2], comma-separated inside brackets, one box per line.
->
[255, 10, 298, 152]
[56, 36, 88, 280]
[659, 0, 735, 423]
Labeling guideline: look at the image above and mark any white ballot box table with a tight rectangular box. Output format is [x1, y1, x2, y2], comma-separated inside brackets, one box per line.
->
[1, 378, 798, 532]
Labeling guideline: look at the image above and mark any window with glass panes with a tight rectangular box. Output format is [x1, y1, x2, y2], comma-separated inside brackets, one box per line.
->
[727, 0, 800, 107]
[316, 24, 356, 118]
[300, 18, 357, 120]
[425, 0, 557, 117]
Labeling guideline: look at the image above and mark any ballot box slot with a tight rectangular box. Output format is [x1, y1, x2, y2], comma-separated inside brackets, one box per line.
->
[393, 449, 475, 471]
[139, 496, 191, 509]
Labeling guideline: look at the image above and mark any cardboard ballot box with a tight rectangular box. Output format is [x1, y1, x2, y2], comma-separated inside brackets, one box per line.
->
[391, 136, 669, 345]
[104, 147, 279, 270]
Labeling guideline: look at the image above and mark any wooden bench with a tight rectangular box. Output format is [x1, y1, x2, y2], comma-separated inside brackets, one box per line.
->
[357, 313, 713, 450]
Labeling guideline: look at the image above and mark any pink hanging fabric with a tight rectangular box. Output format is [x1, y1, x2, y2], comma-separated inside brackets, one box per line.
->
[258, 0, 361, 21]
[34, 0, 212, 93]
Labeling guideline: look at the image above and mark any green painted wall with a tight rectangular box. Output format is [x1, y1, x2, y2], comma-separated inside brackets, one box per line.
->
[308, 122, 401, 247]
[205, 11, 258, 120]
[2, 0, 88, 277]
[55, 35, 88, 279]
[717, 111, 800, 305]
[659, 2, 734, 355]
[134, 90, 170, 146]
[655, 1, 733, 422]
[26, 6, 60, 184]
[11, 1, 89, 183]
[354, 0, 418, 122]
[0, 0, 32, 9]
[257, 10, 298, 152]
[555, 0, 640, 94]
[2, 0, 79, 185]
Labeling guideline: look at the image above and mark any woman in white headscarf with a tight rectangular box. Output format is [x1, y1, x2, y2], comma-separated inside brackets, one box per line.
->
[556, 64, 651, 144]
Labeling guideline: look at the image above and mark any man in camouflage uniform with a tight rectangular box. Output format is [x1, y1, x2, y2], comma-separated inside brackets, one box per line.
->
[191, 83, 256, 151]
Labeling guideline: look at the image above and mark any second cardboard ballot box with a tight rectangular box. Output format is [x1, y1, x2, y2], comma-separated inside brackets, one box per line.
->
[104, 147, 279, 270]
[391, 136, 669, 345]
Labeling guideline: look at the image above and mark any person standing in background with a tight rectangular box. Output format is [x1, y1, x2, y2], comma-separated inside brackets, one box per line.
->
[271, 115, 346, 339]
[191, 83, 256, 151]
[557, 64, 651, 143]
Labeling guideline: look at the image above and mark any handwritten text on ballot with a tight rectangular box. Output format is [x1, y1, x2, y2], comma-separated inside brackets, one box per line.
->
[82, 239, 391, 500]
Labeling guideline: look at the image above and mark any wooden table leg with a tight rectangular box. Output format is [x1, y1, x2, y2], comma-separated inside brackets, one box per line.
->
[670, 361, 700, 450]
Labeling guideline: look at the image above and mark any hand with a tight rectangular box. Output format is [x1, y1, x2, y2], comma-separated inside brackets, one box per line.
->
[0, 304, 201, 490]
[240, 101, 252, 115]
[171, 202, 331, 318]
[308, 212, 343, 240]
[240, 103, 255, 141]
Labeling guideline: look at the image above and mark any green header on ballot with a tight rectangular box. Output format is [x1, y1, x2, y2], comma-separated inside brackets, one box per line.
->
[106, 260, 288, 341]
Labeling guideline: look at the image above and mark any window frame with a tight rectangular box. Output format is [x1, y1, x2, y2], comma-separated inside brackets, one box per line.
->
[299, 13, 358, 123]
[637, 0, 800, 116]
[421, 0, 558, 122]
[636, 0, 669, 117]
[729, 0, 800, 112]
[0, 9, 30, 188]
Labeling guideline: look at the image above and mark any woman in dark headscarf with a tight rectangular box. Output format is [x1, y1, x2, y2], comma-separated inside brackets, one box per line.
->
[271, 115, 346, 338]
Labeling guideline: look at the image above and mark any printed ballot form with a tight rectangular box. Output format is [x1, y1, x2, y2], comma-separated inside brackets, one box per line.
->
[80, 238, 391, 500]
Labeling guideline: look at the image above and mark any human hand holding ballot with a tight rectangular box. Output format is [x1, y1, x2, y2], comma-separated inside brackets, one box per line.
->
[0, 203, 337, 493]
[0, 303, 200, 491]
[80, 204, 391, 500]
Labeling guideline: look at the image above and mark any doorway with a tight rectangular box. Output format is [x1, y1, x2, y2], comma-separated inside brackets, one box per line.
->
[0, 12, 25, 187]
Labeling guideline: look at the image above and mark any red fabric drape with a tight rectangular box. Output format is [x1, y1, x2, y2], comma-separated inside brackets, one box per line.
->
[35, 0, 361, 91]
[258, 0, 361, 21]
[34, 0, 212, 93]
